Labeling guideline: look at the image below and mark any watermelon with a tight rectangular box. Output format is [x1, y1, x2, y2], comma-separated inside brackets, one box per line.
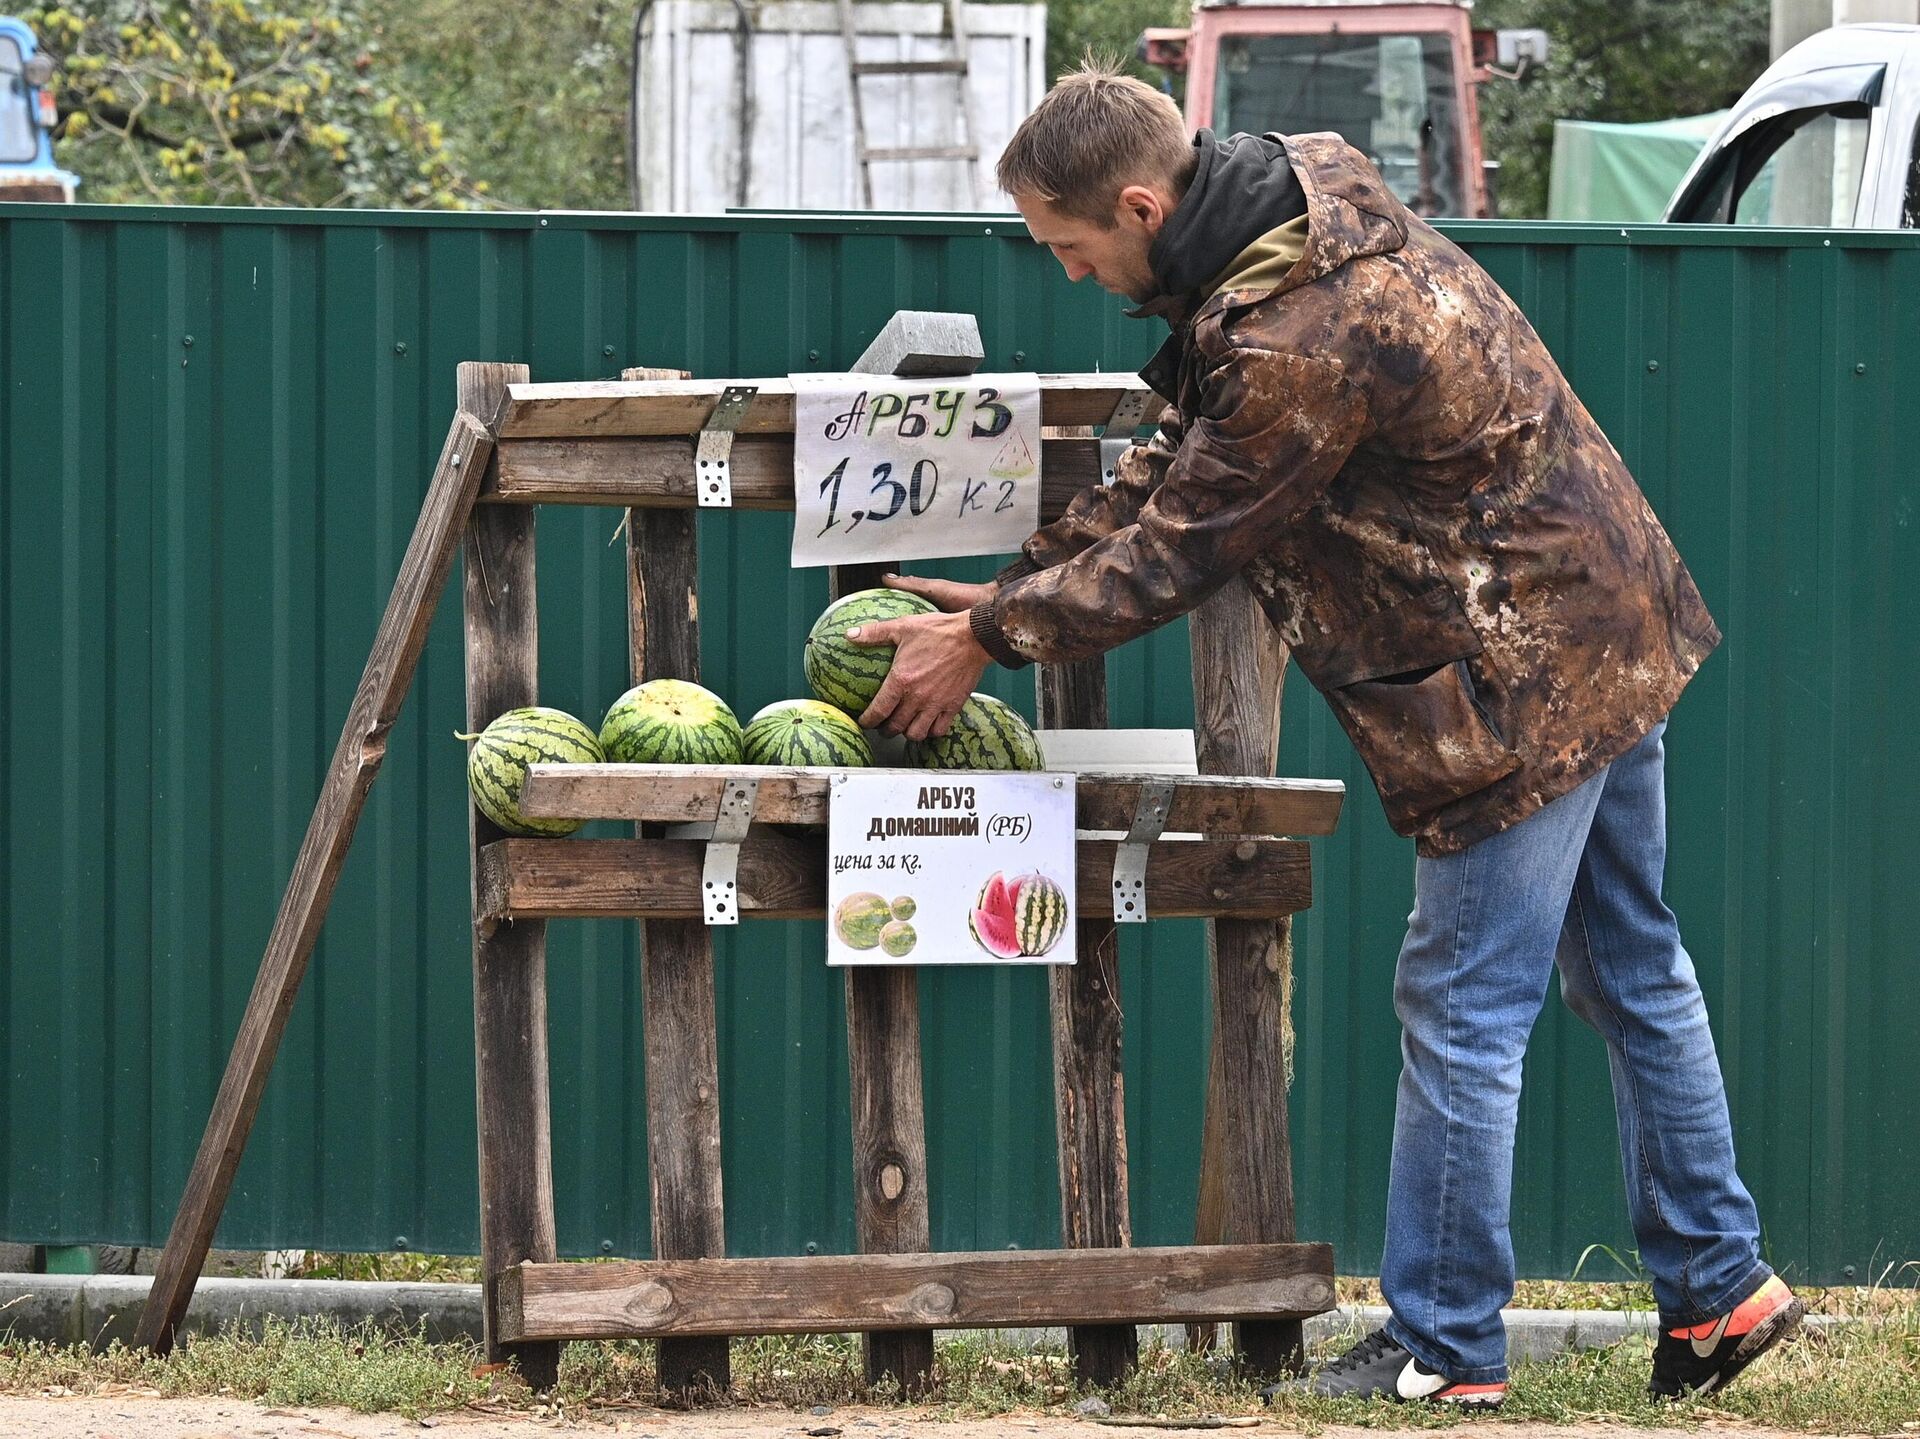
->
[907, 693, 1043, 772]
[1010, 873, 1069, 957]
[804, 588, 938, 716]
[969, 869, 1067, 958]
[890, 895, 917, 921]
[742, 699, 874, 767]
[459, 706, 604, 837]
[835, 892, 893, 950]
[879, 919, 918, 958]
[968, 904, 1022, 960]
[600, 679, 742, 765]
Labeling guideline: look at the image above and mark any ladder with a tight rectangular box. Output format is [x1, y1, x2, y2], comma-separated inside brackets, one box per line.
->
[838, 0, 983, 208]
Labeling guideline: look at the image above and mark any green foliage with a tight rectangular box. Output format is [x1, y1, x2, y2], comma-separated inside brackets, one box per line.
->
[1472, 0, 1771, 217]
[1042, 0, 1189, 91]
[29, 0, 482, 207]
[368, 0, 632, 210]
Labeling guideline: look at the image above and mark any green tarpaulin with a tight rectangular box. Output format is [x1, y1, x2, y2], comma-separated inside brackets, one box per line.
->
[1547, 111, 1727, 221]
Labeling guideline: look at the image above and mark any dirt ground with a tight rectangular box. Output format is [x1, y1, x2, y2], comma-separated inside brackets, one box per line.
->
[0, 1398, 1840, 1439]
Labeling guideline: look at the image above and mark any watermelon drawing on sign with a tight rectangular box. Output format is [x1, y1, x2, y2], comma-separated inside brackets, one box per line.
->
[987, 426, 1036, 480]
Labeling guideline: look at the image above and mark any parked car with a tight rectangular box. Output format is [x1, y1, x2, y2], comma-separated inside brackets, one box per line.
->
[1664, 22, 1920, 228]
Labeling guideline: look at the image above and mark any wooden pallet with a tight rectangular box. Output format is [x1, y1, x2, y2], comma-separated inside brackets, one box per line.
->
[136, 362, 1342, 1398]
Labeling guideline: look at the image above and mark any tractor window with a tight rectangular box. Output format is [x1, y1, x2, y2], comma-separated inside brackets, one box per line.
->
[1217, 30, 1464, 216]
[0, 37, 39, 164]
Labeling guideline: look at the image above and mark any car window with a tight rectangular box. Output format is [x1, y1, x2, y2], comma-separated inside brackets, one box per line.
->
[1905, 111, 1920, 228]
[1679, 103, 1872, 226]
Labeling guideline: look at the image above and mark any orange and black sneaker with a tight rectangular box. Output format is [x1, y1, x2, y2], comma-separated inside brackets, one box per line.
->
[1262, 1328, 1508, 1409]
[1650, 1275, 1805, 1399]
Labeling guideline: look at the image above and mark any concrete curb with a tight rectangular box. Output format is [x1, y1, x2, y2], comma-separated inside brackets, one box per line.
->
[0, 1275, 1837, 1360]
[0, 1274, 485, 1350]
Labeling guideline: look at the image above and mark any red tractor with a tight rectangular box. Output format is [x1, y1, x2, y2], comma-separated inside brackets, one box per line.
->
[1140, 0, 1546, 218]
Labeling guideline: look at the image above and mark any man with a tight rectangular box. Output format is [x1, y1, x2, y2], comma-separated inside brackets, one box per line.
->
[848, 62, 1800, 1407]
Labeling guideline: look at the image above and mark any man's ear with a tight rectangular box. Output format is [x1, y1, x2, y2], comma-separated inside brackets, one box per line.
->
[1116, 182, 1171, 235]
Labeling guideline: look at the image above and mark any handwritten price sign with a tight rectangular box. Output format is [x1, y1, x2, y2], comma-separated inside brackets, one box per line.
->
[789, 372, 1043, 567]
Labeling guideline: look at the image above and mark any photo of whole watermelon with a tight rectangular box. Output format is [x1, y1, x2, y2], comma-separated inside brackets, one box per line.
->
[968, 871, 1068, 959]
[833, 891, 893, 950]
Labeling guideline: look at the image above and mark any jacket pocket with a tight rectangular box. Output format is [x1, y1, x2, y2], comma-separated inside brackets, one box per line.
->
[1304, 586, 1522, 820]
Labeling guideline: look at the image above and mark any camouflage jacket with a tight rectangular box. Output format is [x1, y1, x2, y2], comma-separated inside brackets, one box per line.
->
[969, 132, 1721, 855]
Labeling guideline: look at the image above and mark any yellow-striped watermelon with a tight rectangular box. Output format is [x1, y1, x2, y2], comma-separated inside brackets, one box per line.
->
[804, 588, 938, 716]
[742, 699, 874, 767]
[599, 679, 743, 765]
[1010, 872, 1069, 957]
[460, 706, 604, 837]
[907, 693, 1043, 772]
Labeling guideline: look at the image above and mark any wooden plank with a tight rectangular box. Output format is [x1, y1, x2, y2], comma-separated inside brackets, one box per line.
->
[497, 374, 1152, 440]
[477, 834, 1312, 924]
[494, 1243, 1335, 1341]
[460, 362, 562, 1390]
[628, 479, 731, 1397]
[1189, 574, 1304, 1380]
[843, 962, 932, 1393]
[135, 403, 497, 1356]
[829, 559, 934, 1397]
[518, 765, 1344, 837]
[486, 436, 1102, 512]
[1036, 655, 1136, 1386]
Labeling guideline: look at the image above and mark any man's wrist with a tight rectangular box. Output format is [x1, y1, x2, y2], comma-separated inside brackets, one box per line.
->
[968, 599, 1029, 670]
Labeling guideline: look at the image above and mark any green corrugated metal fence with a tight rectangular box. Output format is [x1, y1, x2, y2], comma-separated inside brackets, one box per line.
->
[2, 204, 1915, 1285]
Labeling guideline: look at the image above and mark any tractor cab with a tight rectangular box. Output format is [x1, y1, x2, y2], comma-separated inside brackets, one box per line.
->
[1141, 1, 1547, 218]
[0, 16, 76, 203]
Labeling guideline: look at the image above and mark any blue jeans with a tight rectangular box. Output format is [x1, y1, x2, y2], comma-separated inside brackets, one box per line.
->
[1380, 719, 1769, 1383]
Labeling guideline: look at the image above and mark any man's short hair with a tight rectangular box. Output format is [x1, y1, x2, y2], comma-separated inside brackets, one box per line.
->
[996, 56, 1195, 225]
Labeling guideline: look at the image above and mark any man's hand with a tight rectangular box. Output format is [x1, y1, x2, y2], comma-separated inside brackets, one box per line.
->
[879, 571, 995, 614]
[851, 609, 992, 740]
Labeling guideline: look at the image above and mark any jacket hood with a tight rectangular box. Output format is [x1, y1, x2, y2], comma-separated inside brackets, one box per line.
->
[1133, 131, 1412, 327]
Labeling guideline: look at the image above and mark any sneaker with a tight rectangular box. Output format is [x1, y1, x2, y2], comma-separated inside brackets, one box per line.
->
[1651, 1275, 1805, 1399]
[1261, 1327, 1507, 1408]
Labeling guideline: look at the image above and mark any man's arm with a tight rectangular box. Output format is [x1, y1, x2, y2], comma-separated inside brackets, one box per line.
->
[994, 406, 1188, 584]
[971, 349, 1368, 668]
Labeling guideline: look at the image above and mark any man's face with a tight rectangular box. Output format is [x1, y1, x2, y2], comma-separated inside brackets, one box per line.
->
[1015, 185, 1171, 304]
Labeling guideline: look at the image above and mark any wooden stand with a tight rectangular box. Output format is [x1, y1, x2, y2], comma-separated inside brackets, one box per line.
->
[136, 363, 1346, 1399]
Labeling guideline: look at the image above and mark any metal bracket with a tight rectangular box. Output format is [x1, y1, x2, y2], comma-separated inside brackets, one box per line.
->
[1112, 778, 1174, 923]
[1099, 435, 1131, 486]
[1103, 386, 1155, 435]
[695, 384, 757, 508]
[701, 774, 759, 925]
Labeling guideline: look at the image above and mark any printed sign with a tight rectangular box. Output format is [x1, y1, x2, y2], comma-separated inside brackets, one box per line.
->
[826, 771, 1076, 967]
[789, 372, 1043, 568]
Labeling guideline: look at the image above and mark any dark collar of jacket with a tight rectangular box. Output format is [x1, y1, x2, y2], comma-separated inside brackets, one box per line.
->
[1133, 131, 1412, 404]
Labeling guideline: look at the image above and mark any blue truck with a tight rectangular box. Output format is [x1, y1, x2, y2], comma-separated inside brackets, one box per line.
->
[0, 15, 75, 202]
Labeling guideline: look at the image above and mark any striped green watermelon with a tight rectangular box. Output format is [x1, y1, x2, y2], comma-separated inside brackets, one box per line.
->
[907, 693, 1043, 772]
[459, 706, 604, 837]
[969, 869, 1068, 958]
[742, 699, 874, 767]
[804, 588, 938, 716]
[599, 679, 743, 765]
[1010, 873, 1069, 957]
